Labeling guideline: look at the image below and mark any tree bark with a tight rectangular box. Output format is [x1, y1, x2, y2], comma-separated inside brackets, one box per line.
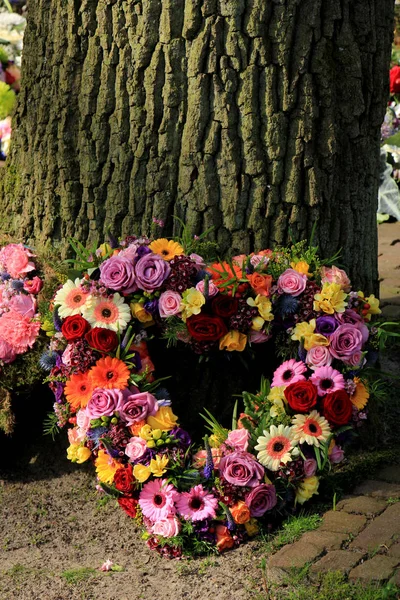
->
[0, 0, 394, 292]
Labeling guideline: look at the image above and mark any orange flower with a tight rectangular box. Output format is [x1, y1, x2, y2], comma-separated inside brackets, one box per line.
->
[64, 371, 94, 411]
[215, 524, 234, 552]
[350, 378, 369, 410]
[230, 501, 251, 525]
[89, 356, 130, 389]
[129, 420, 146, 436]
[247, 273, 272, 297]
[209, 262, 244, 292]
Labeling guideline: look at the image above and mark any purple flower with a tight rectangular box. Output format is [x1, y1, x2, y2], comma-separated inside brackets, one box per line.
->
[86, 388, 124, 419]
[335, 309, 369, 345]
[135, 253, 171, 293]
[329, 324, 363, 361]
[315, 316, 338, 336]
[304, 458, 317, 477]
[119, 392, 158, 425]
[219, 451, 265, 487]
[245, 484, 277, 517]
[99, 255, 137, 293]
[170, 427, 191, 448]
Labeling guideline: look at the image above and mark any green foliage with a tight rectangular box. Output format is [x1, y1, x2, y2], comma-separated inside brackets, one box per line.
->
[43, 412, 60, 440]
[0, 46, 9, 67]
[60, 567, 97, 585]
[173, 216, 218, 261]
[0, 81, 15, 119]
[0, 336, 46, 393]
[261, 513, 322, 555]
[161, 316, 188, 348]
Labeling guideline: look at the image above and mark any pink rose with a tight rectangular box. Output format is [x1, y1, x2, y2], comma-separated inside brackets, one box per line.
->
[250, 254, 270, 268]
[306, 346, 332, 370]
[125, 436, 148, 461]
[195, 279, 219, 298]
[304, 458, 317, 477]
[119, 391, 158, 425]
[152, 517, 181, 538]
[0, 310, 40, 354]
[245, 484, 277, 517]
[249, 329, 270, 344]
[277, 268, 307, 297]
[226, 429, 250, 451]
[0, 243, 36, 278]
[68, 427, 86, 444]
[76, 409, 91, 431]
[329, 445, 344, 464]
[158, 290, 182, 318]
[329, 324, 363, 361]
[342, 350, 365, 368]
[189, 253, 205, 270]
[9, 294, 36, 319]
[86, 388, 125, 419]
[23, 276, 43, 295]
[321, 266, 351, 292]
[0, 337, 16, 363]
[233, 254, 247, 267]
[335, 309, 369, 345]
[193, 447, 223, 469]
[219, 451, 264, 487]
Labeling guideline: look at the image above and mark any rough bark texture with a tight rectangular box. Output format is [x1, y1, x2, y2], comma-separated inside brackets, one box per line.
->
[0, 0, 395, 292]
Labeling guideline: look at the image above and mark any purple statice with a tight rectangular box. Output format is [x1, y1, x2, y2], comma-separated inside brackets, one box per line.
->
[144, 299, 159, 315]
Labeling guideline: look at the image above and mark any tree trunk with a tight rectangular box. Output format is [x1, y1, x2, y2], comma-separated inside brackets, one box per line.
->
[0, 0, 394, 292]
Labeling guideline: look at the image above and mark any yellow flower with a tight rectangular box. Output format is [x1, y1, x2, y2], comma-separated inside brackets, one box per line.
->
[219, 330, 247, 352]
[147, 406, 179, 431]
[95, 449, 122, 484]
[268, 386, 287, 403]
[66, 443, 79, 462]
[133, 463, 151, 483]
[290, 261, 312, 277]
[139, 424, 153, 440]
[76, 446, 91, 464]
[358, 292, 381, 321]
[350, 378, 369, 410]
[244, 518, 259, 537]
[149, 455, 169, 477]
[270, 398, 286, 418]
[291, 319, 328, 350]
[98, 243, 112, 257]
[149, 238, 184, 261]
[209, 434, 221, 448]
[180, 288, 205, 321]
[296, 476, 319, 504]
[252, 316, 265, 331]
[151, 429, 163, 440]
[313, 283, 348, 314]
[247, 295, 274, 321]
[131, 302, 154, 324]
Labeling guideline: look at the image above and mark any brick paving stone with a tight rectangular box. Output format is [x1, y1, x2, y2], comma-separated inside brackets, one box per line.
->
[310, 550, 363, 576]
[300, 530, 348, 551]
[352, 480, 400, 499]
[376, 465, 400, 484]
[388, 542, 400, 559]
[349, 503, 400, 552]
[319, 511, 367, 535]
[268, 541, 322, 570]
[349, 555, 399, 582]
[336, 496, 387, 516]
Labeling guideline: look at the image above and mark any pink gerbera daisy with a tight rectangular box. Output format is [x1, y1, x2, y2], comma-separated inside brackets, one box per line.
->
[271, 359, 307, 387]
[310, 366, 345, 396]
[139, 479, 178, 522]
[176, 485, 219, 522]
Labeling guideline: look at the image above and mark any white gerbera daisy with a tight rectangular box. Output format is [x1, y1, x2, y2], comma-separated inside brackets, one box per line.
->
[255, 424, 298, 472]
[291, 411, 331, 447]
[54, 278, 91, 318]
[82, 293, 131, 332]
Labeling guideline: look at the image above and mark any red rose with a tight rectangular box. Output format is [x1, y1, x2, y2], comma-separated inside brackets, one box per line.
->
[85, 327, 119, 353]
[186, 314, 228, 342]
[61, 315, 91, 341]
[114, 465, 134, 495]
[118, 497, 138, 518]
[211, 295, 238, 318]
[390, 65, 400, 95]
[284, 380, 318, 413]
[322, 390, 353, 426]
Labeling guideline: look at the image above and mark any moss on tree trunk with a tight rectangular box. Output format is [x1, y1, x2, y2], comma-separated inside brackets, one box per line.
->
[0, 0, 394, 293]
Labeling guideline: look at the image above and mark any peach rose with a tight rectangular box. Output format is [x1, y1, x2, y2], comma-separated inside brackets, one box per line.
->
[193, 447, 223, 469]
[247, 273, 272, 297]
[320, 266, 351, 293]
[152, 517, 181, 538]
[230, 501, 251, 525]
[215, 524, 234, 552]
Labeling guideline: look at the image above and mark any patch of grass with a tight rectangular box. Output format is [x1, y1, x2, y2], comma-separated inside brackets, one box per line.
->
[61, 567, 97, 585]
[387, 497, 400, 505]
[261, 512, 322, 555]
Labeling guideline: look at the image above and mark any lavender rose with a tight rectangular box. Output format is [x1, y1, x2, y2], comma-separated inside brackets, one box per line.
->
[245, 484, 277, 517]
[100, 255, 137, 293]
[304, 458, 317, 477]
[315, 316, 338, 336]
[329, 324, 363, 361]
[219, 451, 265, 487]
[87, 388, 124, 419]
[277, 268, 307, 297]
[335, 309, 369, 345]
[158, 290, 182, 318]
[119, 392, 158, 425]
[135, 253, 171, 293]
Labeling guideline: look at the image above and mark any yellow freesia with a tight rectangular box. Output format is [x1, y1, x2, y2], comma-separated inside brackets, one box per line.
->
[296, 476, 319, 504]
[313, 283, 347, 314]
[180, 288, 205, 321]
[251, 316, 265, 331]
[149, 455, 169, 477]
[133, 463, 151, 483]
[247, 295, 274, 321]
[139, 424, 153, 440]
[290, 261, 312, 277]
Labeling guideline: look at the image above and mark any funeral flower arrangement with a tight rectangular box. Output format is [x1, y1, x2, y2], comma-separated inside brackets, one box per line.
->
[41, 231, 383, 556]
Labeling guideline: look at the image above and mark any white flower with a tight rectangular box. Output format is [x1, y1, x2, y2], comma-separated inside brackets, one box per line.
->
[54, 278, 91, 318]
[82, 293, 131, 332]
[255, 424, 298, 472]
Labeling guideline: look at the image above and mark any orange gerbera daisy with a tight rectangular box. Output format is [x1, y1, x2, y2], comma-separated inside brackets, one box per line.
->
[350, 378, 369, 410]
[208, 262, 244, 292]
[149, 238, 184, 261]
[89, 356, 130, 389]
[64, 371, 94, 411]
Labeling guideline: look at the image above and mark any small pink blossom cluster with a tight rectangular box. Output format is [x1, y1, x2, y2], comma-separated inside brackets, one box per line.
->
[0, 243, 43, 364]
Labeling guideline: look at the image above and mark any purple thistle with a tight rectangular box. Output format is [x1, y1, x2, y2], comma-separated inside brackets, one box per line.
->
[0, 272, 10, 281]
